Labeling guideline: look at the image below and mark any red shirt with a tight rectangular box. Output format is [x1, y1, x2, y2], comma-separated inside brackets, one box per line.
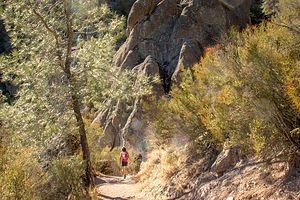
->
[121, 152, 129, 162]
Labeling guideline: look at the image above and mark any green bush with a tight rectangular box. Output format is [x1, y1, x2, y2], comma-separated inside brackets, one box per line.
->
[94, 146, 122, 176]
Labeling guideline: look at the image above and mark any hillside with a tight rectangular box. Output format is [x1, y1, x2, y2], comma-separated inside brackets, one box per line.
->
[136, 147, 300, 200]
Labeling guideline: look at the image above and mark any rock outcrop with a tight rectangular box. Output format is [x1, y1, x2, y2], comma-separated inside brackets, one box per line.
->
[115, 0, 252, 89]
[93, 55, 163, 151]
[95, 0, 253, 150]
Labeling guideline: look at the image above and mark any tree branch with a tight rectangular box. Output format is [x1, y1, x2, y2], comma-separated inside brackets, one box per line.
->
[273, 102, 300, 150]
[74, 31, 99, 35]
[63, 0, 73, 73]
[271, 21, 300, 35]
[31, 8, 64, 69]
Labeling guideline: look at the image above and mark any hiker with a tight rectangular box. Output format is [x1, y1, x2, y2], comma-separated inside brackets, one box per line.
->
[120, 147, 130, 179]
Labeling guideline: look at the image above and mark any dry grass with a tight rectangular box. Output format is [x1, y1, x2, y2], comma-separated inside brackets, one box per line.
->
[135, 144, 201, 199]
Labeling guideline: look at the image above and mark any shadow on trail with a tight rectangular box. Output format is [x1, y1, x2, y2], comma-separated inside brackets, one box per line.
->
[95, 176, 132, 185]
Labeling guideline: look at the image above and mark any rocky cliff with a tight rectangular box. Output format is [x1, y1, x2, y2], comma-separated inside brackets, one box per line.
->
[115, 0, 252, 91]
[95, 0, 253, 151]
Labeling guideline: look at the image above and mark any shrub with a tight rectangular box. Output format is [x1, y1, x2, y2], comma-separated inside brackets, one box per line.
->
[0, 147, 43, 200]
[144, 0, 299, 158]
[95, 146, 122, 176]
[41, 156, 86, 200]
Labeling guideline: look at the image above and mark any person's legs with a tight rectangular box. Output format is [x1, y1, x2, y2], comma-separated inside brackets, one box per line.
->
[122, 166, 126, 175]
[121, 162, 128, 178]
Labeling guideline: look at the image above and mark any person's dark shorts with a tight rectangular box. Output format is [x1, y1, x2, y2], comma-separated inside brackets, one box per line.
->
[122, 161, 128, 166]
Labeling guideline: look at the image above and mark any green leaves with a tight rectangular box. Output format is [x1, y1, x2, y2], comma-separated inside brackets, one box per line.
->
[1, 0, 146, 139]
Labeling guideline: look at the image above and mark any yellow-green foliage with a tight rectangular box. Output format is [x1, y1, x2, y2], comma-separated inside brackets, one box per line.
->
[96, 146, 122, 175]
[84, 118, 122, 175]
[0, 136, 87, 200]
[145, 0, 299, 155]
[84, 118, 104, 172]
[0, 147, 43, 200]
[0, 117, 92, 199]
[42, 156, 86, 200]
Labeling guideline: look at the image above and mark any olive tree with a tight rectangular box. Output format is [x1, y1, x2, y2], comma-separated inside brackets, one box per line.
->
[0, 0, 154, 197]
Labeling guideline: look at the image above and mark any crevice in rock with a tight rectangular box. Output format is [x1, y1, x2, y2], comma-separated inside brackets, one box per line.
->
[159, 63, 172, 93]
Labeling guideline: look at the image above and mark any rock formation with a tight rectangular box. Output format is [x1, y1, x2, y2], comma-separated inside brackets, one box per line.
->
[115, 0, 252, 89]
[95, 0, 253, 151]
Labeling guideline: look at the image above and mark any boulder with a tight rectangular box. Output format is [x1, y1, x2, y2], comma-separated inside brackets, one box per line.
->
[133, 55, 165, 96]
[210, 144, 241, 175]
[127, 0, 161, 35]
[172, 39, 204, 84]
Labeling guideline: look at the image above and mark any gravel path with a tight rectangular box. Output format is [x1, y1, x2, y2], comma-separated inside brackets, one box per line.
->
[96, 175, 142, 200]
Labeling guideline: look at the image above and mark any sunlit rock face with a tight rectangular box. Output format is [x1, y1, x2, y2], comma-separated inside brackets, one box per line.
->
[115, 0, 252, 90]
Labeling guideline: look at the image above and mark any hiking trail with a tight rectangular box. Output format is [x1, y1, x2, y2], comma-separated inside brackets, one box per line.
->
[96, 174, 142, 200]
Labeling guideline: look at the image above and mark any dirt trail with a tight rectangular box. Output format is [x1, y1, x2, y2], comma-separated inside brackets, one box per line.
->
[96, 175, 142, 200]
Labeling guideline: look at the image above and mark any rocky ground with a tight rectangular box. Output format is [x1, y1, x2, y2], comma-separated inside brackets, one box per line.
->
[178, 158, 299, 200]
[138, 156, 300, 200]
[96, 152, 300, 200]
[95, 156, 299, 200]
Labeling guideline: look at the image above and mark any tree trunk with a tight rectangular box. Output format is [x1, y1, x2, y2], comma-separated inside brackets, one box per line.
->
[63, 0, 95, 193]
[71, 92, 96, 190]
[64, 59, 95, 192]
[64, 39, 96, 195]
